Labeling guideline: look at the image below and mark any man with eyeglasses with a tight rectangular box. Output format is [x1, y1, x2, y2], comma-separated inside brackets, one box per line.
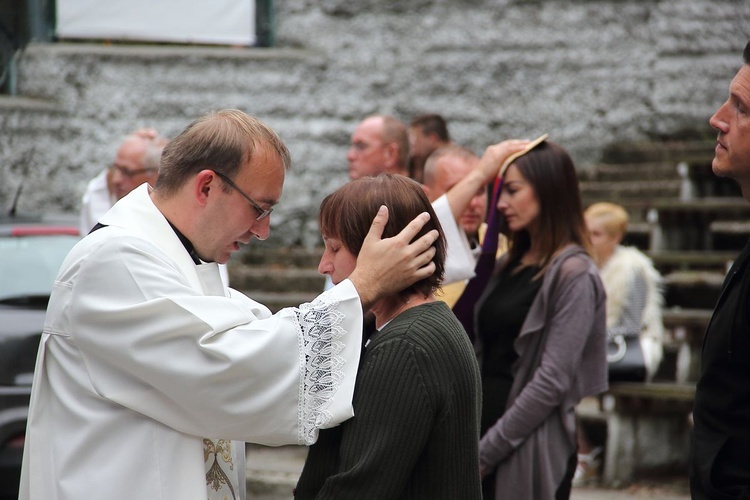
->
[79, 128, 167, 235]
[20, 109, 442, 500]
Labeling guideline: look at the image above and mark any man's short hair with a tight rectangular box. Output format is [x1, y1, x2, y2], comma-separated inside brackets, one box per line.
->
[379, 115, 410, 170]
[156, 109, 291, 195]
[410, 114, 451, 143]
[744, 40, 750, 65]
[319, 174, 446, 299]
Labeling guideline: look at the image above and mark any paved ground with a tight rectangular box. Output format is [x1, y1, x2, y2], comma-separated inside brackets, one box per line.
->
[245, 444, 690, 499]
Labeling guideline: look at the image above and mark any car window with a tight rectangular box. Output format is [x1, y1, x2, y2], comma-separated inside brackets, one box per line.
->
[0, 235, 79, 301]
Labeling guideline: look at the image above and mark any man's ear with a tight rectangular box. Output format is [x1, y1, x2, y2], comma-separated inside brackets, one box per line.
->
[193, 170, 216, 207]
[383, 142, 399, 168]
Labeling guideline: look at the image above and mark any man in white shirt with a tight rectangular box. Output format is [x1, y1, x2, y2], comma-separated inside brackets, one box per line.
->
[20, 109, 440, 500]
[79, 128, 165, 235]
[423, 145, 500, 307]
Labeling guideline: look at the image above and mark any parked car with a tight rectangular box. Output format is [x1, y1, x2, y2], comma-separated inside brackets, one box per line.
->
[0, 214, 79, 499]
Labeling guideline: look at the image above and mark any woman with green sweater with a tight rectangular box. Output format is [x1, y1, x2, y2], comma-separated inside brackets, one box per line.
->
[294, 173, 482, 500]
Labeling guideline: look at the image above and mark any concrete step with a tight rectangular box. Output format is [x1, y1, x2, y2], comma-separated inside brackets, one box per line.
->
[663, 271, 724, 309]
[246, 444, 305, 500]
[235, 246, 323, 268]
[600, 140, 715, 165]
[580, 162, 683, 182]
[580, 179, 682, 201]
[648, 250, 735, 273]
[231, 267, 326, 294]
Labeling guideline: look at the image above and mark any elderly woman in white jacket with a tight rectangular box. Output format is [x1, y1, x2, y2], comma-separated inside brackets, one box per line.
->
[575, 201, 665, 484]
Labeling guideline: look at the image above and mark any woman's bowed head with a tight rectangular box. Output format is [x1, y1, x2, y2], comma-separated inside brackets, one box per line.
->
[497, 140, 591, 270]
[318, 174, 447, 321]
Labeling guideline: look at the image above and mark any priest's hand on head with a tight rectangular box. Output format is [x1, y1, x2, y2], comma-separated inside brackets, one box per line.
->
[349, 206, 438, 310]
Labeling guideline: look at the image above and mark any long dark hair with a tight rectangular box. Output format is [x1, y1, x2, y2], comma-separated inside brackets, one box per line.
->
[503, 141, 591, 272]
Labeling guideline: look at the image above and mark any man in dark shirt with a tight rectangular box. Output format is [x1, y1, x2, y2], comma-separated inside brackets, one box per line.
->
[691, 40, 750, 499]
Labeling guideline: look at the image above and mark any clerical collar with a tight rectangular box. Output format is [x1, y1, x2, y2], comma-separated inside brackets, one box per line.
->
[166, 221, 202, 265]
[90, 220, 205, 266]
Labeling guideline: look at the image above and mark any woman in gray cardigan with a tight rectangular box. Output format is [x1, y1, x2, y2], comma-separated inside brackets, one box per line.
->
[474, 141, 608, 499]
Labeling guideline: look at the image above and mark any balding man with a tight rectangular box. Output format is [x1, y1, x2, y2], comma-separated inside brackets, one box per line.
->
[423, 145, 507, 306]
[80, 129, 167, 235]
[347, 115, 410, 180]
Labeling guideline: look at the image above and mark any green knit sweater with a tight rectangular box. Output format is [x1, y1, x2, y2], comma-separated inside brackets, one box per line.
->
[294, 301, 482, 499]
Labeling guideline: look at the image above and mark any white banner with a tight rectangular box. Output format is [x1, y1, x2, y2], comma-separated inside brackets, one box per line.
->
[56, 0, 256, 46]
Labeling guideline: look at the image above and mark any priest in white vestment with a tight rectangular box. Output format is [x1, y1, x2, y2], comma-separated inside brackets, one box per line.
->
[19, 110, 441, 500]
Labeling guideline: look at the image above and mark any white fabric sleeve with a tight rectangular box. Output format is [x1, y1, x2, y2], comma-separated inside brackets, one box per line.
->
[431, 194, 477, 284]
[54, 235, 363, 446]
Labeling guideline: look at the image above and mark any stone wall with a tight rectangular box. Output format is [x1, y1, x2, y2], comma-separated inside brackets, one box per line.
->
[1, 0, 747, 246]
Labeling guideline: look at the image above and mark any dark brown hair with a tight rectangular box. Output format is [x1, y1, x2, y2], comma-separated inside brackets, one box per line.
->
[319, 174, 446, 299]
[744, 41, 750, 65]
[155, 109, 291, 196]
[410, 113, 451, 143]
[504, 141, 591, 271]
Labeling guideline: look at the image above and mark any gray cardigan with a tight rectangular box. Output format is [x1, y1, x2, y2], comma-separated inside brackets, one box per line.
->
[476, 245, 608, 499]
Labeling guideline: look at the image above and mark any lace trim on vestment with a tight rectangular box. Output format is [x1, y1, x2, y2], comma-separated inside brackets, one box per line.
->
[293, 294, 347, 444]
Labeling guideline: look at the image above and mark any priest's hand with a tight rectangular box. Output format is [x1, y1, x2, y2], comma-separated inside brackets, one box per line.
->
[348, 206, 438, 310]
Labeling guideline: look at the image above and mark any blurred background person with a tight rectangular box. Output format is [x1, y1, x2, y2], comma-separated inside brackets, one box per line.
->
[471, 140, 607, 500]
[79, 128, 167, 235]
[585, 202, 664, 380]
[573, 202, 665, 485]
[422, 145, 507, 307]
[408, 113, 452, 183]
[295, 174, 481, 499]
[347, 114, 410, 180]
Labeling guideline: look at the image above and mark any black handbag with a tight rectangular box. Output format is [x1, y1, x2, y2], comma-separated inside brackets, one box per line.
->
[607, 334, 647, 382]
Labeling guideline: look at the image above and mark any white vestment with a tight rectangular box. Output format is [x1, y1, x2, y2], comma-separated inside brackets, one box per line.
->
[20, 184, 363, 500]
[78, 171, 230, 284]
[431, 194, 478, 285]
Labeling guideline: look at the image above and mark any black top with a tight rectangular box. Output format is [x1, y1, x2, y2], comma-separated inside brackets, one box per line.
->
[477, 262, 542, 435]
[691, 239, 750, 498]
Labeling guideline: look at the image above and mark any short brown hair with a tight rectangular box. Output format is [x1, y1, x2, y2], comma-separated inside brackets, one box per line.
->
[379, 115, 410, 171]
[319, 174, 446, 299]
[410, 113, 450, 143]
[155, 109, 291, 196]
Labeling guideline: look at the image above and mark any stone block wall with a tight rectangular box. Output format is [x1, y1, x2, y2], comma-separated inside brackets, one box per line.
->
[0, 0, 747, 247]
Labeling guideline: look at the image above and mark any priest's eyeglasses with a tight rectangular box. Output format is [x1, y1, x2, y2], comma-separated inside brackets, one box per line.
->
[212, 170, 273, 221]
